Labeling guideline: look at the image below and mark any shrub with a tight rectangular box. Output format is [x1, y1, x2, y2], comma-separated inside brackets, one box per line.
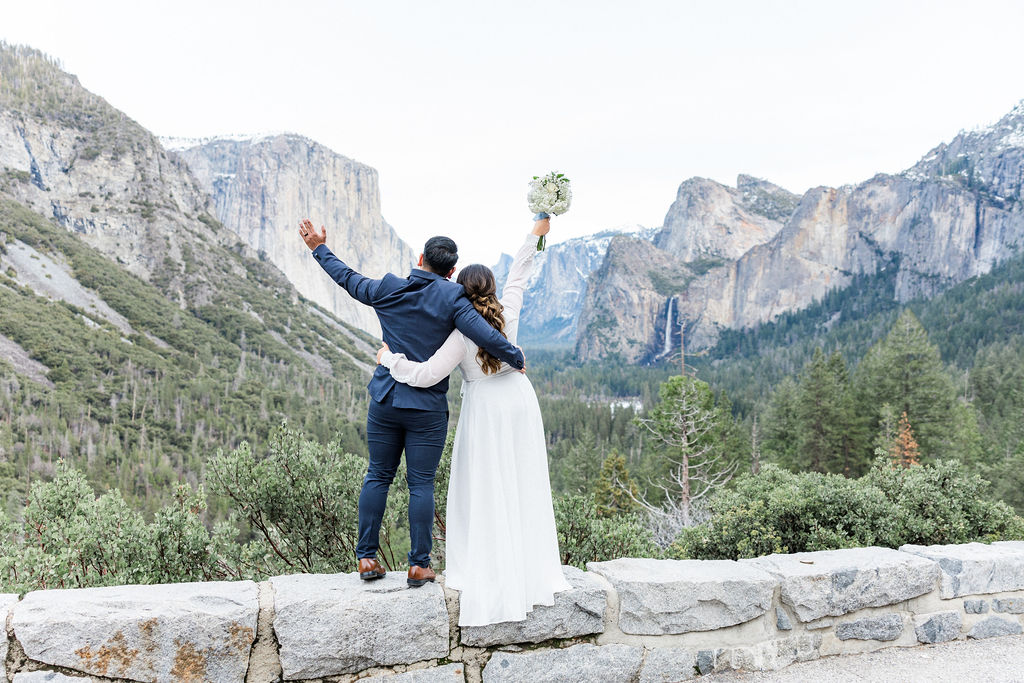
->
[671, 460, 1024, 560]
[0, 463, 226, 593]
[206, 422, 408, 574]
[554, 493, 659, 568]
[864, 457, 1024, 545]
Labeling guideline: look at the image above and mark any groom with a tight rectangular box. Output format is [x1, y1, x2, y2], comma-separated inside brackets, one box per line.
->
[298, 219, 525, 587]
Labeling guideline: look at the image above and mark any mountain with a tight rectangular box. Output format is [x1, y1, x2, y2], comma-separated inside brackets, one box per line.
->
[0, 44, 376, 511]
[171, 135, 415, 335]
[575, 101, 1024, 362]
[654, 175, 796, 262]
[572, 174, 794, 362]
[575, 235, 695, 360]
[492, 226, 654, 346]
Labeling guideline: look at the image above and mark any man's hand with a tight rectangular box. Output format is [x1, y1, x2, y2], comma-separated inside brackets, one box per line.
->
[299, 219, 327, 250]
[376, 342, 389, 365]
[516, 345, 527, 373]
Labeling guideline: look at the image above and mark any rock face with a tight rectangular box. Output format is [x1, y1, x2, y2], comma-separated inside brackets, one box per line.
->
[0, 46, 232, 306]
[575, 100, 1024, 361]
[12, 581, 259, 683]
[482, 644, 643, 683]
[586, 558, 775, 635]
[493, 227, 653, 346]
[174, 135, 415, 335]
[270, 572, 449, 679]
[743, 548, 938, 622]
[0, 44, 374, 380]
[575, 237, 696, 362]
[914, 611, 962, 644]
[654, 176, 793, 262]
[460, 566, 606, 646]
[576, 175, 791, 362]
[899, 542, 1024, 598]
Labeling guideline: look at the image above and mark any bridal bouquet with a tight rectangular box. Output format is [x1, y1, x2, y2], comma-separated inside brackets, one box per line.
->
[527, 172, 571, 251]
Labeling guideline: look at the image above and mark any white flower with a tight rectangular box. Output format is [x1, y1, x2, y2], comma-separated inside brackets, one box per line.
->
[528, 172, 572, 216]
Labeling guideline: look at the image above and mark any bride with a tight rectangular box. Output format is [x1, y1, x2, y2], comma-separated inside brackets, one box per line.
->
[376, 216, 570, 626]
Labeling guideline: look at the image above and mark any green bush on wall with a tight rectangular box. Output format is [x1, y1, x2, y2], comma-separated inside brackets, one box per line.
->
[670, 459, 1024, 561]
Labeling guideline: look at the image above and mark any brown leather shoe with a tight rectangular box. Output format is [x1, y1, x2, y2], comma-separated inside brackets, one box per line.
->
[407, 565, 436, 587]
[358, 558, 386, 581]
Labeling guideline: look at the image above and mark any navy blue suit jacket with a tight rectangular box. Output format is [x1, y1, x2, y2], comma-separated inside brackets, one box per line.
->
[312, 244, 525, 411]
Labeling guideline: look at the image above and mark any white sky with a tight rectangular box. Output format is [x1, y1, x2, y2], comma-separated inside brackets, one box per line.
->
[3, 0, 1024, 266]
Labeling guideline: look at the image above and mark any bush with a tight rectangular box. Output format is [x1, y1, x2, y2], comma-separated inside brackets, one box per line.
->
[554, 493, 659, 567]
[206, 422, 409, 575]
[864, 458, 1024, 545]
[671, 460, 1024, 560]
[0, 463, 223, 593]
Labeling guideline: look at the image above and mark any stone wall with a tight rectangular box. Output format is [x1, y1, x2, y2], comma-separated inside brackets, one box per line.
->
[2, 542, 1024, 682]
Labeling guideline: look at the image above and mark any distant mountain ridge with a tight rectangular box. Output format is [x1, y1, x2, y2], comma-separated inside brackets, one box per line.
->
[573, 100, 1024, 363]
[492, 225, 655, 346]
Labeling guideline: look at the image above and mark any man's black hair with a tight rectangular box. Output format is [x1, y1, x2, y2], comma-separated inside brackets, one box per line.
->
[423, 236, 458, 274]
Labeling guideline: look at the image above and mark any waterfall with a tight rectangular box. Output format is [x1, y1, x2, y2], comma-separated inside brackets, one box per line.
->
[661, 297, 674, 357]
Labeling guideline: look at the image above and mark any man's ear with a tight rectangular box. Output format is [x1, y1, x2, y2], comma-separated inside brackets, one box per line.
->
[445, 267, 456, 279]
[417, 254, 424, 267]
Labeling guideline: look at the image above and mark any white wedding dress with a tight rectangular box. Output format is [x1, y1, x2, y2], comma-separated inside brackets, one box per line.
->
[380, 232, 570, 626]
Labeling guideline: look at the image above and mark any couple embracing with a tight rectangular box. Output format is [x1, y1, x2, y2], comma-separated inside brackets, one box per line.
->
[298, 215, 568, 627]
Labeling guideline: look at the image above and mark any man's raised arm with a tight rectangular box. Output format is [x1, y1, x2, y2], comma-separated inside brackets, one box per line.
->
[453, 297, 526, 369]
[299, 219, 381, 306]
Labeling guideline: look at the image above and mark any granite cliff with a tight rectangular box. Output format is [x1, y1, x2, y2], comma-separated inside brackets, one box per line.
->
[493, 226, 654, 346]
[0, 44, 385, 510]
[0, 46, 225, 308]
[576, 101, 1024, 363]
[173, 135, 415, 334]
[0, 44, 376, 378]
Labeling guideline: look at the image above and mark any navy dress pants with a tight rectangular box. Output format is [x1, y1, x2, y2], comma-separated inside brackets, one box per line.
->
[357, 389, 448, 568]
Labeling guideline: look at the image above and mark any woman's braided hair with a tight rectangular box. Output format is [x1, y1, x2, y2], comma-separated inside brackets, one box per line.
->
[456, 264, 506, 375]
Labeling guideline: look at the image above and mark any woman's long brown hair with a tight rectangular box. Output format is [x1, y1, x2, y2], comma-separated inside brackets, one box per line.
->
[457, 264, 506, 374]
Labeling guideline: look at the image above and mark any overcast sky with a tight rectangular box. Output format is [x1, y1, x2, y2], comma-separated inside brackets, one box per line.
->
[3, 1, 1024, 266]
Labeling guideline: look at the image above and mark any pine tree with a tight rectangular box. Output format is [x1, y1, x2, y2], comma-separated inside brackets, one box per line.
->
[793, 349, 859, 474]
[634, 374, 738, 529]
[874, 403, 899, 455]
[762, 376, 800, 468]
[854, 309, 956, 459]
[594, 452, 640, 517]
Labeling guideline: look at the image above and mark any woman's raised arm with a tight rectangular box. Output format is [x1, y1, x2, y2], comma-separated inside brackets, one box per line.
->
[501, 217, 549, 316]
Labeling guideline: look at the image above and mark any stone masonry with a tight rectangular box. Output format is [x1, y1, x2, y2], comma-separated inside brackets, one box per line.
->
[0, 542, 1023, 682]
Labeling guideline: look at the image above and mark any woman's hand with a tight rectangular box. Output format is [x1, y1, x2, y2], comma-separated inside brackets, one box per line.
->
[376, 342, 390, 364]
[531, 216, 551, 237]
